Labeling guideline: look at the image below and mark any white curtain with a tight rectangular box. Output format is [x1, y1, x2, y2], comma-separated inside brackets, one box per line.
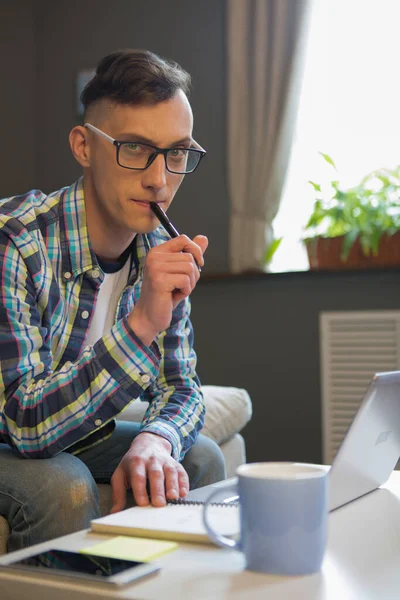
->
[227, 0, 310, 273]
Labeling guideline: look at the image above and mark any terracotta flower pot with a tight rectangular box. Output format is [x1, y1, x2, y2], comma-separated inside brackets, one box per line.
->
[305, 232, 400, 270]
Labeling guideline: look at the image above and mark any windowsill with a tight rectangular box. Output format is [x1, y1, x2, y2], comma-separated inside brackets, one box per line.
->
[199, 266, 400, 283]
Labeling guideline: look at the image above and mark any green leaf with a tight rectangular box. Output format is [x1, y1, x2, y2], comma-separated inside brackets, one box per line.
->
[263, 237, 283, 266]
[370, 230, 381, 256]
[308, 180, 321, 192]
[319, 152, 338, 170]
[341, 230, 359, 261]
[359, 234, 372, 256]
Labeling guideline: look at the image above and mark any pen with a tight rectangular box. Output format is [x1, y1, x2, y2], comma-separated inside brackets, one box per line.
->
[150, 202, 202, 272]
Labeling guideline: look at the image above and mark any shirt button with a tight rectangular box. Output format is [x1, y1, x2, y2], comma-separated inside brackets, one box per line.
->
[94, 418, 102, 427]
[81, 310, 90, 320]
[90, 268, 101, 279]
[141, 374, 150, 384]
[64, 271, 72, 280]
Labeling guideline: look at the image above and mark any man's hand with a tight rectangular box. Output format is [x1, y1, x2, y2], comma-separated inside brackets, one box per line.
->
[128, 234, 208, 346]
[110, 432, 189, 513]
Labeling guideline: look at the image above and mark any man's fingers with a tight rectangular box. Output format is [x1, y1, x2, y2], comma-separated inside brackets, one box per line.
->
[177, 467, 190, 498]
[131, 461, 150, 506]
[149, 252, 196, 264]
[159, 274, 193, 297]
[164, 463, 188, 500]
[153, 235, 206, 269]
[151, 257, 199, 290]
[110, 466, 127, 514]
[148, 460, 167, 507]
[164, 463, 180, 501]
[160, 262, 197, 290]
[193, 235, 208, 255]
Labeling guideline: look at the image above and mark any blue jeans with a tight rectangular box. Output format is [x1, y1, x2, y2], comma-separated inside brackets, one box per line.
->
[0, 421, 226, 552]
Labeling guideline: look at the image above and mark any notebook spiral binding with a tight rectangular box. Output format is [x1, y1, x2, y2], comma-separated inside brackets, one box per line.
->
[167, 498, 239, 507]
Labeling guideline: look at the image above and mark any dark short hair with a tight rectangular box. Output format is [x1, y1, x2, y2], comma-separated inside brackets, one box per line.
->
[81, 49, 191, 114]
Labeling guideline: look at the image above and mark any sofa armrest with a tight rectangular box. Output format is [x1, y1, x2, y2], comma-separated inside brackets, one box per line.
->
[220, 433, 247, 478]
[0, 516, 9, 556]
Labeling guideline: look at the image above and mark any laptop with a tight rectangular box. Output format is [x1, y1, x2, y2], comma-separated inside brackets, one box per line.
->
[327, 370, 400, 510]
[188, 371, 400, 511]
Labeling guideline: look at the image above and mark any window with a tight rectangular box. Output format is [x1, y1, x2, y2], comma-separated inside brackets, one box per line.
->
[269, 0, 400, 273]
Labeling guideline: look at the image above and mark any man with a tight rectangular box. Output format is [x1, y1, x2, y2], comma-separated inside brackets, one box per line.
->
[0, 49, 225, 552]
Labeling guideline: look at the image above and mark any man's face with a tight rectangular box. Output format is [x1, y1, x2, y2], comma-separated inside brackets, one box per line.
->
[84, 91, 193, 237]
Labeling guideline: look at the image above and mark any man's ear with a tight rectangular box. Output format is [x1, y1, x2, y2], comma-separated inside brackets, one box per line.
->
[69, 125, 91, 168]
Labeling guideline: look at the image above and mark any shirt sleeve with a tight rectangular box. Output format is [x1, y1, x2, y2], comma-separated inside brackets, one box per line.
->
[0, 234, 161, 458]
[138, 296, 205, 461]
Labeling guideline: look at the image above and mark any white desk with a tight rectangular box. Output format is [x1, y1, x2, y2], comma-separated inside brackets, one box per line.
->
[2, 472, 400, 599]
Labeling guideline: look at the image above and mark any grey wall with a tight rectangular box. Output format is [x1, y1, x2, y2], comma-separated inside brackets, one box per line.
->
[0, 0, 36, 197]
[32, 0, 229, 273]
[191, 269, 400, 464]
[1, 0, 229, 272]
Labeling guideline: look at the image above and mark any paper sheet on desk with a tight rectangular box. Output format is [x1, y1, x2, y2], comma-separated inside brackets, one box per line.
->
[80, 536, 178, 562]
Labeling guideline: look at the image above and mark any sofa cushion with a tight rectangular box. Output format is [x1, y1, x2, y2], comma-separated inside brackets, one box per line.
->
[116, 385, 252, 445]
[201, 386, 252, 444]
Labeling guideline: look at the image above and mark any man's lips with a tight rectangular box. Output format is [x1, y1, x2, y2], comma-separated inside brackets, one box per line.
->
[131, 198, 165, 205]
[131, 199, 165, 207]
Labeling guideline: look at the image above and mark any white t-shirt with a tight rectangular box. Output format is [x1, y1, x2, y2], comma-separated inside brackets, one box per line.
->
[85, 258, 131, 347]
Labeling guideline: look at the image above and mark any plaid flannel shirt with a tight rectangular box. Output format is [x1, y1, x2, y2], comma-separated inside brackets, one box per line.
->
[0, 178, 204, 460]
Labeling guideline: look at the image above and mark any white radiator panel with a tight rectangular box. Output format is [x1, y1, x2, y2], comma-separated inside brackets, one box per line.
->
[320, 311, 400, 464]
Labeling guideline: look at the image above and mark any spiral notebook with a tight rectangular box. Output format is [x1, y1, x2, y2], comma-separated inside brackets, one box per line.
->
[90, 499, 239, 544]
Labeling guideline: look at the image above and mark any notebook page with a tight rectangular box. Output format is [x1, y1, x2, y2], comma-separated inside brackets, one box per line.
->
[91, 503, 239, 541]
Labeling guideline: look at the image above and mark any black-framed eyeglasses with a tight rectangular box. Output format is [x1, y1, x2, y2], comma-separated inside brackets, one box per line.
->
[85, 123, 206, 174]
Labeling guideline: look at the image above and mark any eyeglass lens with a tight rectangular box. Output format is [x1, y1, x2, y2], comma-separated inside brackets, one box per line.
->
[118, 143, 201, 173]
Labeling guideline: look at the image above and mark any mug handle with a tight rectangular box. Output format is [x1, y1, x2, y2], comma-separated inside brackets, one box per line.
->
[202, 484, 241, 550]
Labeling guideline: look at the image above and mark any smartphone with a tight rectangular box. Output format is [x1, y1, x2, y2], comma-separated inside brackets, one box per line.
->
[1, 548, 160, 587]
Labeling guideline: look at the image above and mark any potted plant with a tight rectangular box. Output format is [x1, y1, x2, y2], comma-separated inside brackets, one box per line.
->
[303, 153, 400, 270]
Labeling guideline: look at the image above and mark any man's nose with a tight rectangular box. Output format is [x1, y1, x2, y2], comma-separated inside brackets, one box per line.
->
[142, 153, 167, 189]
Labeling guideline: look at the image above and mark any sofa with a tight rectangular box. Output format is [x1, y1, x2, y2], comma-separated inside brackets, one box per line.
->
[0, 385, 252, 555]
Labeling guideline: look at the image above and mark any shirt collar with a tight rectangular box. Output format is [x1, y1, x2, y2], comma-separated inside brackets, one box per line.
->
[59, 177, 97, 279]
